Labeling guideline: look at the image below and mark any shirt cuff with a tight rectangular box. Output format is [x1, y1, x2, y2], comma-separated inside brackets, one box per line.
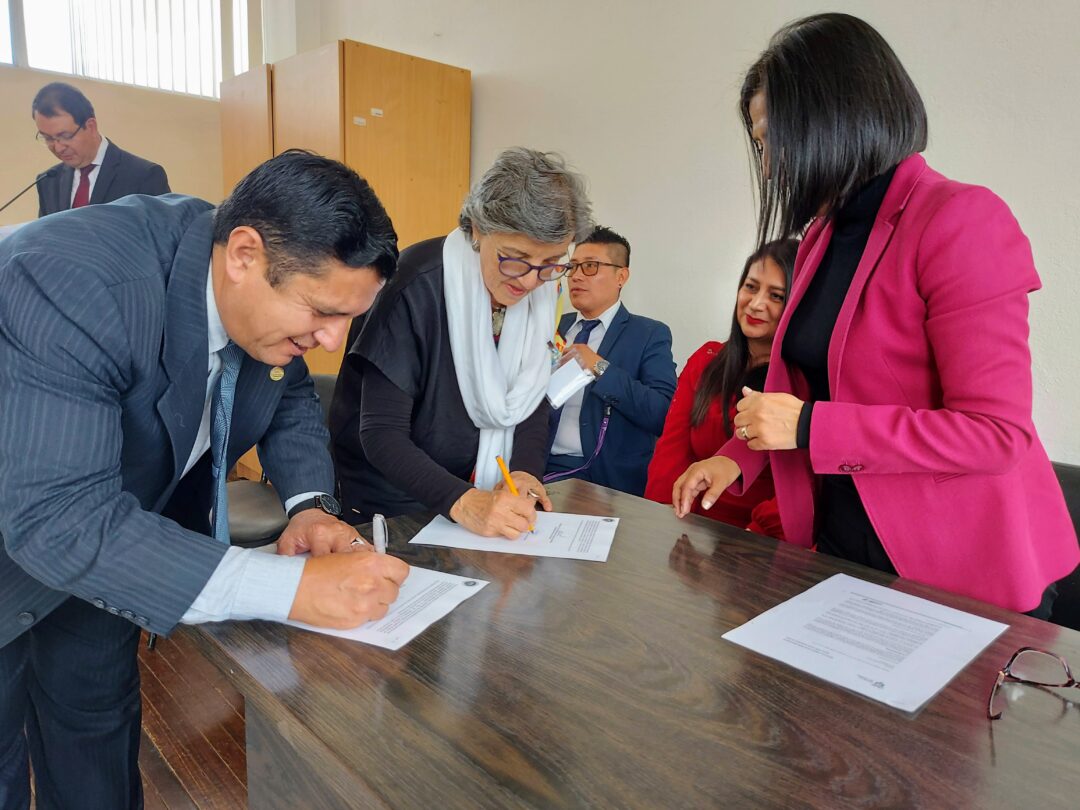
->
[796, 401, 815, 449]
[180, 546, 305, 624]
[283, 490, 328, 514]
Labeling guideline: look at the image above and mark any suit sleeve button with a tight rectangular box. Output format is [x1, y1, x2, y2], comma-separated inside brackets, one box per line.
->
[120, 610, 135, 620]
[16, 611, 35, 626]
[92, 598, 106, 609]
[852, 464, 864, 472]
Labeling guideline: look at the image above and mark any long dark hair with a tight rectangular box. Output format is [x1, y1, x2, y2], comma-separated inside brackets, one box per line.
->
[690, 239, 798, 432]
[740, 13, 927, 251]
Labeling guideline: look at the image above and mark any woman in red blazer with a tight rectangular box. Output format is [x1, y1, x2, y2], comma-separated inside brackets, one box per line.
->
[674, 13, 1078, 616]
[645, 239, 797, 537]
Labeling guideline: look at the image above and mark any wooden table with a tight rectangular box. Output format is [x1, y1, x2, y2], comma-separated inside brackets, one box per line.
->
[187, 480, 1080, 809]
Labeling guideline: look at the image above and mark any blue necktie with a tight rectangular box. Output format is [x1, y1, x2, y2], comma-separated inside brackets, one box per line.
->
[573, 319, 601, 346]
[549, 319, 602, 443]
[211, 343, 245, 544]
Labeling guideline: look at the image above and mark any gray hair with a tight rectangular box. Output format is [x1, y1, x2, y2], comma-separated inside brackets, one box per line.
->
[459, 147, 593, 245]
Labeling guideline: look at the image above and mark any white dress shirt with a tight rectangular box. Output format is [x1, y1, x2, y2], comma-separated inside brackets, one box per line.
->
[181, 264, 321, 624]
[68, 137, 109, 205]
[550, 301, 622, 457]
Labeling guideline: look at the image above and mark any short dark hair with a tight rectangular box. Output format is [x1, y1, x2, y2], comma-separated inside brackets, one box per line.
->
[691, 238, 799, 431]
[32, 82, 96, 126]
[579, 225, 630, 266]
[213, 149, 398, 286]
[740, 13, 927, 250]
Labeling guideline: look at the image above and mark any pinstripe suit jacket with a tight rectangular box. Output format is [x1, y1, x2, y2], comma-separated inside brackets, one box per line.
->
[0, 194, 333, 647]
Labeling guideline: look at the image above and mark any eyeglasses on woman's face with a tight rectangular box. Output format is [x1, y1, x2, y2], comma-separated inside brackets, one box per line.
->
[987, 646, 1079, 720]
[496, 255, 571, 282]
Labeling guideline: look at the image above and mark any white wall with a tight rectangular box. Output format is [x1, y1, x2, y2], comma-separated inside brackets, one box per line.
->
[267, 0, 1080, 463]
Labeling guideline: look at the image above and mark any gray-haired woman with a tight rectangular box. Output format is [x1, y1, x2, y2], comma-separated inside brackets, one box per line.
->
[329, 148, 593, 537]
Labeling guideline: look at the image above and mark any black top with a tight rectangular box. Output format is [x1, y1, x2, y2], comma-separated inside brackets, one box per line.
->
[782, 167, 898, 573]
[328, 236, 551, 522]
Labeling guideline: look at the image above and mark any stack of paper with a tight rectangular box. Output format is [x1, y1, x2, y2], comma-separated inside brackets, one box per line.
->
[286, 565, 488, 651]
[722, 574, 1008, 712]
[410, 512, 619, 562]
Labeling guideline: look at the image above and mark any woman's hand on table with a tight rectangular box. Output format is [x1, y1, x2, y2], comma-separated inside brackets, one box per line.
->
[451, 487, 538, 539]
[672, 456, 743, 518]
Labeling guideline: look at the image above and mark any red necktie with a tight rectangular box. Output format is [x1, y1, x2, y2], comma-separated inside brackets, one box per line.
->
[71, 164, 96, 208]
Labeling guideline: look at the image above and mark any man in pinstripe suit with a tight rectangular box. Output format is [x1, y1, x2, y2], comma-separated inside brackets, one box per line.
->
[0, 151, 409, 809]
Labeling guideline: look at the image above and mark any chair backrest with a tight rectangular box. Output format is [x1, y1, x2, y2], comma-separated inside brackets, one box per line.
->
[312, 373, 337, 427]
[227, 372, 338, 548]
[1054, 462, 1080, 537]
[1049, 462, 1080, 630]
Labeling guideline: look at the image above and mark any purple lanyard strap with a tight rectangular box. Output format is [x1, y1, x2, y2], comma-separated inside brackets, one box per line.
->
[543, 407, 612, 483]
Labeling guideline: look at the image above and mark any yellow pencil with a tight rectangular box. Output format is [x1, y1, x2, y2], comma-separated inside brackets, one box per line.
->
[496, 455, 534, 532]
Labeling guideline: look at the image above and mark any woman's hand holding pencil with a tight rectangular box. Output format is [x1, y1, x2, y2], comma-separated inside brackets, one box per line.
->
[493, 466, 552, 515]
[447, 458, 550, 539]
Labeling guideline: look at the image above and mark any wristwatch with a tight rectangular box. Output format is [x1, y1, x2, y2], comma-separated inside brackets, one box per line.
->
[286, 493, 342, 520]
[593, 359, 610, 377]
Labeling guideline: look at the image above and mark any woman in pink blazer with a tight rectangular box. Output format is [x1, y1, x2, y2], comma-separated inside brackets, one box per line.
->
[673, 13, 1078, 616]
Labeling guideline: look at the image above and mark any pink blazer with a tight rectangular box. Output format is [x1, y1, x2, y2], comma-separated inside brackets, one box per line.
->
[722, 154, 1078, 612]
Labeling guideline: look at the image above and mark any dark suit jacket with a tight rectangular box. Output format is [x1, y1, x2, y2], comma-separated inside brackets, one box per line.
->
[549, 304, 676, 496]
[0, 195, 332, 648]
[36, 140, 170, 217]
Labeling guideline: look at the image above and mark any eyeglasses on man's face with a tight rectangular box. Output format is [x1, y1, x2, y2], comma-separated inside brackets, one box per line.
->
[36, 125, 85, 146]
[567, 260, 624, 278]
[987, 646, 1079, 720]
[497, 255, 571, 282]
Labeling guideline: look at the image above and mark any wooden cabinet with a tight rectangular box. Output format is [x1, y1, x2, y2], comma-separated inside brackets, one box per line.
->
[221, 40, 471, 375]
[220, 63, 274, 194]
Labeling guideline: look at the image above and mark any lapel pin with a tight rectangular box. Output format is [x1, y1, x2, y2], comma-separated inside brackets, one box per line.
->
[270, 366, 285, 381]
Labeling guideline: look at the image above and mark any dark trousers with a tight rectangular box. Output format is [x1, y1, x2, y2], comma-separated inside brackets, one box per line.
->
[0, 597, 143, 810]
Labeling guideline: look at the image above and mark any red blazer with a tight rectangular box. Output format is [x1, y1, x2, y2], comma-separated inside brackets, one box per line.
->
[646, 342, 783, 538]
[722, 154, 1078, 612]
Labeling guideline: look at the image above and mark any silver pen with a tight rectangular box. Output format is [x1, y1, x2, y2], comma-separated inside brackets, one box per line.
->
[373, 513, 387, 554]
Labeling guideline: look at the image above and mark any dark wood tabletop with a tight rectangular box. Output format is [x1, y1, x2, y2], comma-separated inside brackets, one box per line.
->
[187, 480, 1080, 809]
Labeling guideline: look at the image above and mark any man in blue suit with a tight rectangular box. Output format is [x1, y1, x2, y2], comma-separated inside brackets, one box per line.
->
[0, 151, 409, 808]
[546, 227, 676, 496]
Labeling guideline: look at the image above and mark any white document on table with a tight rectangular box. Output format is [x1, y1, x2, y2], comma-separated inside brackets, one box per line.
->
[722, 573, 1008, 712]
[410, 512, 619, 562]
[286, 565, 488, 651]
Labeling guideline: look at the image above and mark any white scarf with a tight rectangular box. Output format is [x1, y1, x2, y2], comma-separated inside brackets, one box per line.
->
[443, 228, 556, 489]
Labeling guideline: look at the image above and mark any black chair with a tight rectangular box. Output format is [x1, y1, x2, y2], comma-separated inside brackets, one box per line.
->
[311, 373, 337, 428]
[227, 373, 339, 548]
[1049, 462, 1080, 630]
[226, 478, 290, 548]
